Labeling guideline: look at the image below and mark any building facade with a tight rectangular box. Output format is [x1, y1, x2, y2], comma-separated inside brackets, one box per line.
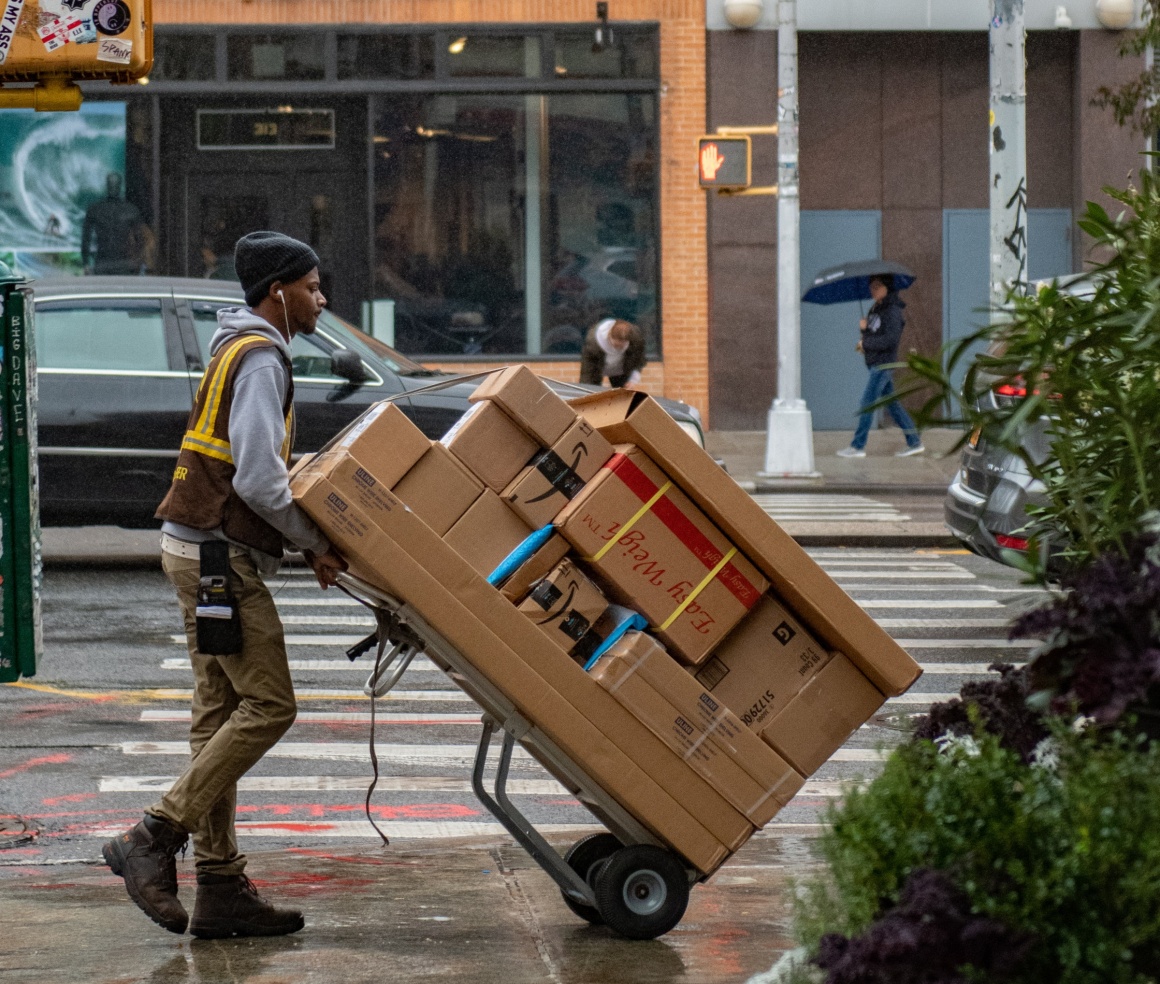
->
[0, 0, 1144, 429]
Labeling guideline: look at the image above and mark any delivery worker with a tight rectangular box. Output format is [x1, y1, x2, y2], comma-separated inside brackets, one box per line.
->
[579, 317, 647, 388]
[103, 231, 346, 938]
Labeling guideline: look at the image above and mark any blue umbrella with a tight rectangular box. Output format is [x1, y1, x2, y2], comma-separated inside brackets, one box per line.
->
[802, 260, 917, 305]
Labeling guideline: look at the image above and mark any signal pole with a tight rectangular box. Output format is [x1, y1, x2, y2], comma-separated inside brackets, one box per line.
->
[989, 0, 1028, 316]
[759, 0, 819, 480]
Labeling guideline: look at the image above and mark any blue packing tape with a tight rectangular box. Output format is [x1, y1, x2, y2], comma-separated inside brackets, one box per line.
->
[487, 525, 556, 587]
[583, 607, 649, 671]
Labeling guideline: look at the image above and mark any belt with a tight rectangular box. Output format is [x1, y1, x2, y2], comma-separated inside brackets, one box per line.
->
[161, 533, 247, 561]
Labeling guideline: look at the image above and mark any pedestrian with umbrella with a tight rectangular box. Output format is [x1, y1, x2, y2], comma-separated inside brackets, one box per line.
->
[802, 260, 924, 458]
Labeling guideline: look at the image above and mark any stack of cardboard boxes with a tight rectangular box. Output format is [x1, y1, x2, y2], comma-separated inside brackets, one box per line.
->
[290, 367, 921, 876]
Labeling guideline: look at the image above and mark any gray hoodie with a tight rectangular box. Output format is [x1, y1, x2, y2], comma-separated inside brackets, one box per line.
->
[161, 307, 330, 562]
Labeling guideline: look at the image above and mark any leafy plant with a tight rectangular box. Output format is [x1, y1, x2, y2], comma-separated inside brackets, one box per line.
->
[913, 663, 1049, 763]
[1092, 0, 1160, 135]
[1011, 530, 1160, 724]
[898, 171, 1160, 572]
[812, 869, 1033, 984]
[794, 728, 1160, 983]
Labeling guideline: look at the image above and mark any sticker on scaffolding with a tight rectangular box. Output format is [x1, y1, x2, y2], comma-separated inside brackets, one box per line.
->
[0, 0, 27, 65]
[96, 34, 129, 63]
[38, 17, 70, 51]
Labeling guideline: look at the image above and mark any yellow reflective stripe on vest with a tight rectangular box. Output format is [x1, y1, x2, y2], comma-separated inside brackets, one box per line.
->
[192, 335, 269, 440]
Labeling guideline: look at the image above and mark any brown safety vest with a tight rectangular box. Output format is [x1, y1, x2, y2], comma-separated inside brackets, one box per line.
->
[156, 334, 295, 558]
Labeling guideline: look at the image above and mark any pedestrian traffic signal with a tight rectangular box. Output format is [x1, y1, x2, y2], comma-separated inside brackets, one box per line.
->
[697, 135, 751, 190]
[0, 0, 152, 110]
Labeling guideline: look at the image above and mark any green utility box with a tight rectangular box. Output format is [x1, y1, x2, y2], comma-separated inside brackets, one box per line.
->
[0, 264, 42, 683]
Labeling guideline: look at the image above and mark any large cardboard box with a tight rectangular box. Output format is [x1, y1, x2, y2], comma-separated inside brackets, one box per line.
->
[498, 534, 570, 603]
[470, 365, 575, 446]
[593, 633, 803, 822]
[696, 593, 832, 731]
[759, 653, 886, 775]
[327, 402, 431, 487]
[441, 400, 540, 493]
[591, 635, 801, 827]
[503, 416, 615, 528]
[568, 390, 921, 697]
[291, 465, 753, 870]
[444, 490, 533, 578]
[517, 559, 610, 664]
[392, 443, 483, 536]
[555, 445, 768, 667]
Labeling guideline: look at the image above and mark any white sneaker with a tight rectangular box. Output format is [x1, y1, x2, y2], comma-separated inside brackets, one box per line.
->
[896, 445, 926, 457]
[836, 447, 866, 458]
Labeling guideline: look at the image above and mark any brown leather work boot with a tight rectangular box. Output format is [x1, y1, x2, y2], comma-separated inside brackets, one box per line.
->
[189, 873, 305, 939]
[102, 814, 190, 934]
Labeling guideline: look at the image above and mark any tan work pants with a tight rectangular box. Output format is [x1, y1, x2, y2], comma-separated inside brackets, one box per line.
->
[151, 550, 297, 876]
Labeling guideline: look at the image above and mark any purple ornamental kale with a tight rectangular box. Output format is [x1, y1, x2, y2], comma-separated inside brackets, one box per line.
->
[912, 663, 1049, 762]
[1010, 532, 1160, 724]
[812, 869, 1034, 984]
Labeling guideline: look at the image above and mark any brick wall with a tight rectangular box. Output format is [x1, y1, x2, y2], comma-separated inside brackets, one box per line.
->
[156, 0, 711, 423]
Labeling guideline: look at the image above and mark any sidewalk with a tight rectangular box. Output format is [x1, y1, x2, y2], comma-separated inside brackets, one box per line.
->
[706, 427, 963, 494]
[0, 836, 806, 984]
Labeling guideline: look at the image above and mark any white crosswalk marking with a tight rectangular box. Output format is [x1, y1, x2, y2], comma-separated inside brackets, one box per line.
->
[751, 494, 910, 523]
[84, 546, 1041, 853]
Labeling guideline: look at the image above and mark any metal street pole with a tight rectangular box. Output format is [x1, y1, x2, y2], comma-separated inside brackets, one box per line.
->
[759, 0, 818, 480]
[989, 0, 1028, 317]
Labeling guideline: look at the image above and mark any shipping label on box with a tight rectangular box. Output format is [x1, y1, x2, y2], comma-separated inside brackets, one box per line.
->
[696, 592, 832, 731]
[470, 365, 576, 446]
[759, 653, 886, 775]
[330, 402, 431, 488]
[592, 654, 792, 827]
[597, 633, 804, 817]
[392, 444, 484, 536]
[518, 559, 610, 663]
[556, 446, 767, 666]
[444, 490, 533, 578]
[503, 416, 615, 528]
[441, 400, 540, 493]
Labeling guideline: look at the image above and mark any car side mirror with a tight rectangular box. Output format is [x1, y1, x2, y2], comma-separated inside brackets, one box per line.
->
[331, 349, 369, 384]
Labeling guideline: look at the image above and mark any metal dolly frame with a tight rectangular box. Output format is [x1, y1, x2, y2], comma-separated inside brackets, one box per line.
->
[340, 572, 699, 938]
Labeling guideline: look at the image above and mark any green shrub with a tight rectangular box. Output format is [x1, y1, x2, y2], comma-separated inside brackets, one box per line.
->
[794, 728, 1160, 983]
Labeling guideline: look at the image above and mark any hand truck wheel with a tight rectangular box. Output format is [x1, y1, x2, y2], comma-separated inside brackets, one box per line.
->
[560, 833, 622, 925]
[593, 844, 690, 940]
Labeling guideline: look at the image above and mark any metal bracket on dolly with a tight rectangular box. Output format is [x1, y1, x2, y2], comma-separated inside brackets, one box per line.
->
[471, 714, 595, 909]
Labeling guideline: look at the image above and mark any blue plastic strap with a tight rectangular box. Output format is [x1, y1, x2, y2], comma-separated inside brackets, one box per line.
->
[487, 525, 556, 587]
[583, 607, 649, 671]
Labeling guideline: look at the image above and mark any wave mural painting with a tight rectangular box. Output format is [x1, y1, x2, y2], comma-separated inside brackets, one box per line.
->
[0, 102, 126, 276]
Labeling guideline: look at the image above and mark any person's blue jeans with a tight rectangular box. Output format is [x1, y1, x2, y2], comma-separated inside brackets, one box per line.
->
[851, 366, 921, 450]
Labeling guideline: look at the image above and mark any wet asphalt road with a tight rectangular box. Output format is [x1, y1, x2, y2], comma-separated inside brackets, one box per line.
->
[0, 548, 1048, 864]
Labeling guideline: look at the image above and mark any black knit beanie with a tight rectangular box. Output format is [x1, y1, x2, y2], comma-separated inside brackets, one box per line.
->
[235, 231, 320, 308]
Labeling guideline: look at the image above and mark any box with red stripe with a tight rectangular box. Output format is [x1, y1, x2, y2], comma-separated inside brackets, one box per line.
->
[555, 445, 768, 666]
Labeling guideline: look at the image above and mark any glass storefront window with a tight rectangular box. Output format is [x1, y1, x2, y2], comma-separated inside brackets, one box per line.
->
[446, 35, 540, 78]
[152, 34, 216, 81]
[553, 31, 658, 80]
[371, 90, 658, 358]
[227, 33, 326, 81]
[337, 33, 435, 79]
[546, 94, 659, 355]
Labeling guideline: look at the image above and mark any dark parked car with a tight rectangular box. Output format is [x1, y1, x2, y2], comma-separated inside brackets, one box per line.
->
[31, 277, 706, 528]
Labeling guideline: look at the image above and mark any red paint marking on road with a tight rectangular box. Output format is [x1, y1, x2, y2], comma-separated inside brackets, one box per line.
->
[41, 793, 99, 806]
[0, 753, 72, 780]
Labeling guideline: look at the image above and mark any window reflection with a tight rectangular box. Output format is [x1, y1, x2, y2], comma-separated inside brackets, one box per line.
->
[370, 92, 658, 358]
